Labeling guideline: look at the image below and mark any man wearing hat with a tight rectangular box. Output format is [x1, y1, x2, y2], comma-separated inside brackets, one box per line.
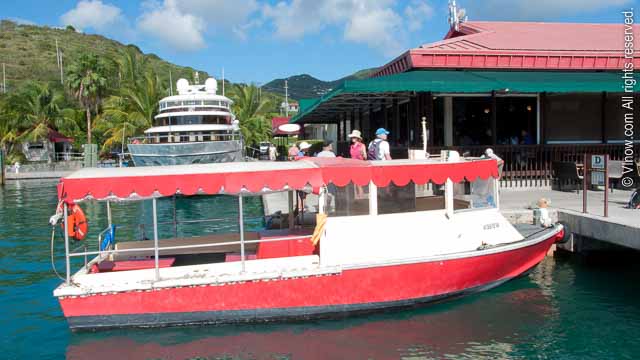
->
[368, 128, 392, 161]
[316, 140, 336, 158]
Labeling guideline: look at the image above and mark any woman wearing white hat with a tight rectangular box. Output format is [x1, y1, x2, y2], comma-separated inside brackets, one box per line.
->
[348, 130, 366, 160]
[298, 141, 312, 158]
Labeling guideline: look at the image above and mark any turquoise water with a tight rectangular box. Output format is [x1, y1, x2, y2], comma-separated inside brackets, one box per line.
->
[2, 180, 640, 359]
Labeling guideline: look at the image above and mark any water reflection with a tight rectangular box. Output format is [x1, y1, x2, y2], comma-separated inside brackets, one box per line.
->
[66, 279, 552, 360]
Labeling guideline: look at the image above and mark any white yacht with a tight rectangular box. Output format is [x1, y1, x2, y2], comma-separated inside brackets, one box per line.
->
[128, 77, 243, 166]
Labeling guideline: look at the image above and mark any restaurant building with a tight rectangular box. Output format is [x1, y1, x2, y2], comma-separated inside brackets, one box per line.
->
[291, 16, 639, 185]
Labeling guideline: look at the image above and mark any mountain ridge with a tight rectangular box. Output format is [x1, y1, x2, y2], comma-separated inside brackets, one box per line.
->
[262, 68, 378, 100]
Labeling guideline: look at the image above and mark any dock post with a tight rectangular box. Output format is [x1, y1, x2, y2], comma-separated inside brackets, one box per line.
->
[0, 148, 5, 186]
[583, 153, 588, 213]
[239, 195, 245, 273]
[63, 204, 71, 284]
[152, 198, 159, 281]
[604, 155, 609, 217]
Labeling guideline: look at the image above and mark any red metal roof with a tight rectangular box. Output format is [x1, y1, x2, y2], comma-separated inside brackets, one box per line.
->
[57, 158, 499, 203]
[374, 21, 640, 77]
[48, 128, 73, 143]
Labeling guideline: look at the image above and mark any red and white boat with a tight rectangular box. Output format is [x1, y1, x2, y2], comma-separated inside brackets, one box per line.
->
[51, 154, 565, 330]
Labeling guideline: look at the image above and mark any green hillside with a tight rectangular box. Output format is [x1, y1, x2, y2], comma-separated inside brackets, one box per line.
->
[263, 67, 378, 100]
[0, 20, 213, 92]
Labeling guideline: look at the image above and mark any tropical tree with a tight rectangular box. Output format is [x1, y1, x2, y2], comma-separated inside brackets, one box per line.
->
[95, 56, 164, 153]
[66, 53, 108, 144]
[231, 84, 270, 121]
[230, 84, 274, 146]
[9, 82, 66, 142]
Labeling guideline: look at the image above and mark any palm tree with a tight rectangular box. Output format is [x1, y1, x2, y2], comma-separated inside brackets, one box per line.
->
[231, 84, 270, 121]
[66, 53, 108, 144]
[96, 72, 164, 152]
[230, 84, 274, 146]
[115, 47, 148, 89]
[10, 82, 65, 143]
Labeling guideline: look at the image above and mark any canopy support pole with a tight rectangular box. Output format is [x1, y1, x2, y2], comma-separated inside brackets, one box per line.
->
[318, 187, 326, 214]
[445, 179, 454, 218]
[106, 201, 112, 227]
[288, 190, 294, 229]
[152, 198, 160, 281]
[172, 195, 178, 238]
[239, 195, 245, 273]
[369, 181, 378, 216]
[64, 204, 71, 285]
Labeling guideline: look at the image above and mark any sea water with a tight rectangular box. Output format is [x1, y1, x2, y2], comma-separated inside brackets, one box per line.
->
[1, 180, 640, 359]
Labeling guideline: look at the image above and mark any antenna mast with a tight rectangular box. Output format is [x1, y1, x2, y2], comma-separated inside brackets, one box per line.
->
[222, 68, 225, 96]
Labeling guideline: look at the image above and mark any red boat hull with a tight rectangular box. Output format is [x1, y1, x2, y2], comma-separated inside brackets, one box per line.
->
[59, 233, 558, 330]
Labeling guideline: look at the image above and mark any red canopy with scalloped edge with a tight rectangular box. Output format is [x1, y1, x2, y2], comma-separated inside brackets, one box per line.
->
[57, 157, 498, 203]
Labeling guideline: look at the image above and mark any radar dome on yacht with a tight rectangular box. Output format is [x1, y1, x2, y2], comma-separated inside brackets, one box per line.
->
[204, 78, 217, 94]
[176, 78, 190, 95]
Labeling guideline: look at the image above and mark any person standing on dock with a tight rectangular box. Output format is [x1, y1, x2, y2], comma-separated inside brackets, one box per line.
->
[368, 128, 392, 161]
[348, 130, 367, 160]
[316, 140, 336, 158]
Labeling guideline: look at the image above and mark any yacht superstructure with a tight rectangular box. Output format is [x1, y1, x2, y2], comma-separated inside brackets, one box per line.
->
[128, 77, 243, 166]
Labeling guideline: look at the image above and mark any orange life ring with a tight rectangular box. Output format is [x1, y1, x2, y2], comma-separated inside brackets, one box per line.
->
[58, 203, 88, 241]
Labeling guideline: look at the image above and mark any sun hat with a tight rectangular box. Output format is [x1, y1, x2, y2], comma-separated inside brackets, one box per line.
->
[348, 130, 362, 139]
[375, 128, 390, 136]
[299, 141, 312, 150]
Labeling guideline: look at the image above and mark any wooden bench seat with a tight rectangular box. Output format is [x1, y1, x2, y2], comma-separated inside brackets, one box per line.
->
[114, 232, 260, 260]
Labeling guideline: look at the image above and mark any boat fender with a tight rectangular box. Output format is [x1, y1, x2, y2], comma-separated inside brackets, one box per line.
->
[56, 202, 89, 241]
[555, 221, 571, 244]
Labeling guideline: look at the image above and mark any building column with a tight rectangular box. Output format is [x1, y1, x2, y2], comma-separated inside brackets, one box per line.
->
[539, 92, 546, 144]
[601, 92, 607, 144]
[490, 91, 497, 145]
[426, 92, 434, 146]
[393, 98, 400, 143]
[444, 96, 453, 146]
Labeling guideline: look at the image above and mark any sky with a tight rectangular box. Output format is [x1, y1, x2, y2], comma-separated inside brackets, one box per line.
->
[3, 0, 638, 84]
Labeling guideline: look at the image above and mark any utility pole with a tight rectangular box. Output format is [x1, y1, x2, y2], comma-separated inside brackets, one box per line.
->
[169, 70, 173, 95]
[284, 80, 289, 117]
[2, 63, 5, 94]
[59, 49, 64, 85]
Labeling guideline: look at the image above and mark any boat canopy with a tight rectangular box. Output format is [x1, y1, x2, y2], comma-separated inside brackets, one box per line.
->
[57, 158, 498, 203]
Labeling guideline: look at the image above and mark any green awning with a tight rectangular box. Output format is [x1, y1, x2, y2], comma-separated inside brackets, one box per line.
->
[291, 70, 637, 124]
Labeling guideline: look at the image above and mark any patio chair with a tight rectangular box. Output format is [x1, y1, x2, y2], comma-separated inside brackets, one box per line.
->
[607, 160, 623, 192]
[552, 161, 583, 193]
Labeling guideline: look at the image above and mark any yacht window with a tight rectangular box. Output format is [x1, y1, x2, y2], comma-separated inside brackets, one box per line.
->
[158, 133, 168, 143]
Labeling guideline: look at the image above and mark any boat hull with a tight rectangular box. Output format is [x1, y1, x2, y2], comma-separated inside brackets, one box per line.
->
[59, 230, 560, 330]
[128, 140, 243, 166]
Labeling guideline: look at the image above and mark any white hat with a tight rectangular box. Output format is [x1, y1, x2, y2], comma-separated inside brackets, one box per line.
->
[299, 141, 312, 150]
[348, 130, 362, 139]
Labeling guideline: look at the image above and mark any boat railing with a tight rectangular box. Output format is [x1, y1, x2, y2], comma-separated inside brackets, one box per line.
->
[128, 132, 241, 144]
[71, 228, 312, 277]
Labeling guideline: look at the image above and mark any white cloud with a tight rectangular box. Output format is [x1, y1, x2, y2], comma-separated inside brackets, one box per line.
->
[466, 0, 632, 20]
[262, 0, 413, 55]
[138, 0, 206, 51]
[136, 0, 260, 50]
[60, 0, 123, 31]
[404, 0, 433, 32]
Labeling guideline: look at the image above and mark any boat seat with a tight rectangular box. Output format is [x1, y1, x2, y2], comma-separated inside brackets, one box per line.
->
[113, 232, 260, 260]
[256, 228, 316, 259]
[90, 257, 176, 273]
